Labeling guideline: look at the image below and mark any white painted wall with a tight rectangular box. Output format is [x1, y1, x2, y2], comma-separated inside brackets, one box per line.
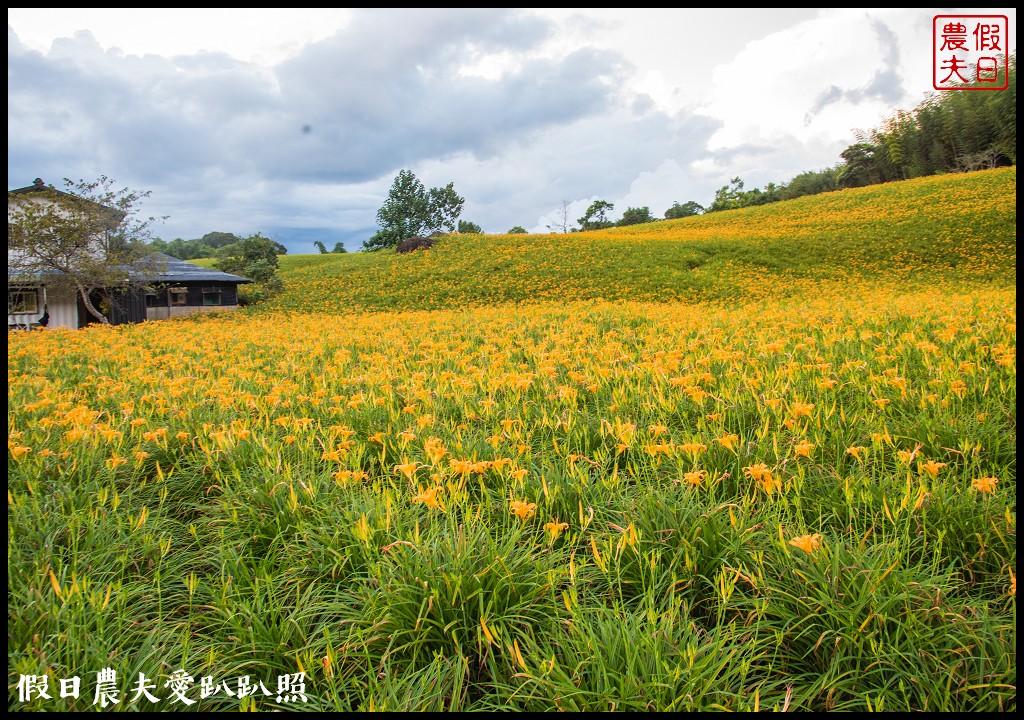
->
[8, 285, 80, 329]
[45, 285, 80, 329]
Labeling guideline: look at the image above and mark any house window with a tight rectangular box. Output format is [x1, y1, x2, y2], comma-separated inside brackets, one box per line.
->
[145, 293, 161, 307]
[202, 287, 222, 306]
[169, 287, 187, 306]
[8, 289, 38, 314]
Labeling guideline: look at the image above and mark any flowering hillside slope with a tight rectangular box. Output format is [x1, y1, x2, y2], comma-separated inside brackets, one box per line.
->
[262, 167, 1015, 313]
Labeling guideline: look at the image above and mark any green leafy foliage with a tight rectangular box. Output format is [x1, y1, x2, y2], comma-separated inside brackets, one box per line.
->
[616, 206, 656, 226]
[576, 200, 615, 231]
[148, 232, 287, 261]
[214, 234, 280, 283]
[663, 201, 704, 219]
[363, 170, 465, 251]
[149, 237, 219, 260]
[707, 178, 783, 212]
[212, 233, 285, 305]
[778, 168, 839, 200]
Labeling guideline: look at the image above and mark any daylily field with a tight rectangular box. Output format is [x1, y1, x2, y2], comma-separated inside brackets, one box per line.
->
[7, 168, 1016, 711]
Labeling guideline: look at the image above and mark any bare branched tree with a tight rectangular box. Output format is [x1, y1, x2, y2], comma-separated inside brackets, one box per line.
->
[545, 199, 575, 234]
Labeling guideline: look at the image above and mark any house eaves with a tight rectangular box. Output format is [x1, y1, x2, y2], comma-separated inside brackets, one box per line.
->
[130, 253, 253, 284]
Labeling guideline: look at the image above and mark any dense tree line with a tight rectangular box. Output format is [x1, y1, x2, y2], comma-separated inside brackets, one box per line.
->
[838, 60, 1015, 184]
[212, 233, 286, 303]
[149, 231, 287, 260]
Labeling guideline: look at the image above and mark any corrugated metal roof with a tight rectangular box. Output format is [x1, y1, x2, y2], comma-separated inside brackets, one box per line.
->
[131, 253, 252, 283]
[7, 251, 252, 284]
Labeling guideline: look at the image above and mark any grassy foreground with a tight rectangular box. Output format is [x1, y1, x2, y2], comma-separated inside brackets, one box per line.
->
[7, 170, 1017, 711]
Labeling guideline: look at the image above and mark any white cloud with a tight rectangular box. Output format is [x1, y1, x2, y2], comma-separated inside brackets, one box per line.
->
[8, 8, 356, 65]
[694, 8, 1011, 151]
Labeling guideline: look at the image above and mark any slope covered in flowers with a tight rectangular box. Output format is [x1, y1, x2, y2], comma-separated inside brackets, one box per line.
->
[261, 167, 1015, 313]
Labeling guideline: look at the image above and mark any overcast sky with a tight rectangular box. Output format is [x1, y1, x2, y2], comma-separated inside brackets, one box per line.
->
[7, 8, 1017, 253]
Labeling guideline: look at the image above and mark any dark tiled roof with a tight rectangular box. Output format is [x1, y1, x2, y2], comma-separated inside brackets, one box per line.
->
[132, 253, 252, 283]
[9, 177, 73, 197]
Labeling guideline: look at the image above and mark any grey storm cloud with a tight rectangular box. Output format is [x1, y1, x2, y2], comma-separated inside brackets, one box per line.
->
[259, 13, 630, 182]
[6, 9, 728, 250]
[804, 17, 906, 124]
[8, 9, 628, 187]
[8, 27, 232, 183]
[257, 45, 628, 183]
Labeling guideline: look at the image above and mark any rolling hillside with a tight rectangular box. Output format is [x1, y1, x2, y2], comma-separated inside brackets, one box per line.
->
[257, 167, 1015, 314]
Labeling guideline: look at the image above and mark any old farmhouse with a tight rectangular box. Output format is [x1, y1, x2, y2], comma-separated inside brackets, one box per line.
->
[8, 178, 251, 329]
[135, 253, 252, 322]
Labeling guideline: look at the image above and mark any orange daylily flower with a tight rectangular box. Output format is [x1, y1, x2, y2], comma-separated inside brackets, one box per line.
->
[394, 461, 420, 480]
[10, 445, 32, 460]
[509, 499, 537, 521]
[106, 455, 127, 469]
[717, 434, 739, 451]
[744, 463, 781, 495]
[678, 442, 707, 456]
[790, 401, 815, 418]
[424, 437, 447, 465]
[683, 470, 706, 486]
[449, 458, 474, 475]
[789, 533, 823, 554]
[895, 443, 923, 465]
[971, 476, 997, 494]
[743, 463, 771, 482]
[846, 446, 868, 461]
[412, 486, 444, 510]
[793, 440, 815, 458]
[644, 443, 674, 456]
[544, 520, 569, 540]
